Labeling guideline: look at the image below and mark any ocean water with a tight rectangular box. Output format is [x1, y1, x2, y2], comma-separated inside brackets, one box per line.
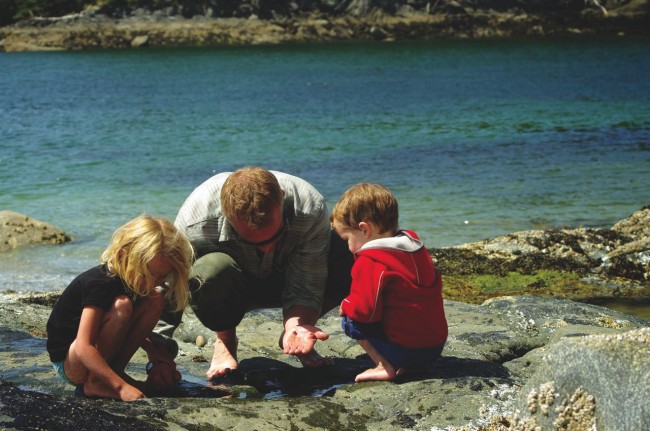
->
[1, 38, 649, 294]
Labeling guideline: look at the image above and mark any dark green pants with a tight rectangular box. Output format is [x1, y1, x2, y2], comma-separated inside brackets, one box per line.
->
[189, 231, 353, 332]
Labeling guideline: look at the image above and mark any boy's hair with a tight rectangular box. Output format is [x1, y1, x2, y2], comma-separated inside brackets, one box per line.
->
[221, 166, 283, 229]
[330, 183, 399, 234]
[100, 214, 193, 313]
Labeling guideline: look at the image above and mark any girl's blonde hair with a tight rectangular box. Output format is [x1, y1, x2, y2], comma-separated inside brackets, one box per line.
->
[100, 214, 193, 313]
[330, 183, 399, 235]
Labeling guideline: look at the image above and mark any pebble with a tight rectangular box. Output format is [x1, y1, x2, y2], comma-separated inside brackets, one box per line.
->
[195, 335, 207, 347]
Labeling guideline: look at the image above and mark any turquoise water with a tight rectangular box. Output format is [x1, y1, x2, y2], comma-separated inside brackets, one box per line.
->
[1, 38, 649, 293]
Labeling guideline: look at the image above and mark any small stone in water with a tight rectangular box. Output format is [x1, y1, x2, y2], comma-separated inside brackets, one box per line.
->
[196, 335, 207, 347]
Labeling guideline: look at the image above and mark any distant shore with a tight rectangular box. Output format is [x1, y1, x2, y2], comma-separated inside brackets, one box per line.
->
[2, 7, 649, 52]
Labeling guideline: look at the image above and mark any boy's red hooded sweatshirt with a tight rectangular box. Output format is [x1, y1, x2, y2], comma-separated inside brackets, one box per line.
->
[340, 230, 448, 349]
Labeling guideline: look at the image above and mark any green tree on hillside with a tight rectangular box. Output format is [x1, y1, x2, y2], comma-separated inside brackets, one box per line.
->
[0, 0, 222, 24]
[1, 0, 86, 24]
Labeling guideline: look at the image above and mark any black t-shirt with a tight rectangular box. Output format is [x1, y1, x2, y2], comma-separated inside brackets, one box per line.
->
[46, 265, 132, 362]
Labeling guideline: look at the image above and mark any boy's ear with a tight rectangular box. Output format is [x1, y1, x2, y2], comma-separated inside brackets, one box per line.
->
[358, 221, 372, 238]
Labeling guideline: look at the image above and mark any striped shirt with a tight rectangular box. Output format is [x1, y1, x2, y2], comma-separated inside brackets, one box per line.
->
[174, 171, 330, 313]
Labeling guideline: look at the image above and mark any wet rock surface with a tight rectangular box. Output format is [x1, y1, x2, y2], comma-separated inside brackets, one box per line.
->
[1, 292, 648, 430]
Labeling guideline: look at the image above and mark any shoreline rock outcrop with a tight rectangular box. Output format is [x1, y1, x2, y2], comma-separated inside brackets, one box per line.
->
[1, 0, 649, 52]
[0, 210, 71, 253]
[432, 206, 650, 285]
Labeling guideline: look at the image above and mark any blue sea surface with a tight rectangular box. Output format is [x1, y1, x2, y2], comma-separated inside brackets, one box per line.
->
[1, 38, 649, 293]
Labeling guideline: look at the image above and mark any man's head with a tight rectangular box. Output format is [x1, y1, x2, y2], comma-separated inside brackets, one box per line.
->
[221, 166, 285, 251]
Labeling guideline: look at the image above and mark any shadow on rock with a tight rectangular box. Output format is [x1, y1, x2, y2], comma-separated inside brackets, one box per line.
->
[147, 378, 231, 399]
[201, 356, 368, 399]
[427, 355, 511, 380]
[189, 354, 510, 400]
[0, 379, 162, 431]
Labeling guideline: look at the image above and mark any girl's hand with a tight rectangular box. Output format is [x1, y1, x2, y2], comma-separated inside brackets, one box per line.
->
[146, 360, 181, 391]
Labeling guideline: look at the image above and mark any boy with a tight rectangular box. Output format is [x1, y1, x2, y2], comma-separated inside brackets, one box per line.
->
[330, 183, 447, 382]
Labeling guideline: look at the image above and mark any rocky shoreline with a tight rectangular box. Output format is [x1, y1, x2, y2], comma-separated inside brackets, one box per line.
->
[1, 206, 649, 429]
[1, 0, 649, 52]
[1, 293, 648, 430]
[431, 206, 650, 308]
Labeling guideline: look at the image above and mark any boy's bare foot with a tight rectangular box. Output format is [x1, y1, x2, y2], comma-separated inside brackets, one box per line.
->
[207, 334, 238, 380]
[354, 365, 400, 382]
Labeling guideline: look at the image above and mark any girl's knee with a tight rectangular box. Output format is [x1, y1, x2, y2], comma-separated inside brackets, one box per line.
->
[110, 295, 134, 322]
[136, 290, 165, 319]
[150, 290, 166, 312]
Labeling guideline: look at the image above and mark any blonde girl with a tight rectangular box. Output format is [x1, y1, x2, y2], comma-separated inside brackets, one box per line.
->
[46, 214, 193, 401]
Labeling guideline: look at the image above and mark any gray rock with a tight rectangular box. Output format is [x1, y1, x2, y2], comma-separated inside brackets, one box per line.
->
[131, 34, 149, 47]
[0, 292, 648, 430]
[612, 206, 650, 240]
[511, 328, 650, 431]
[0, 210, 71, 253]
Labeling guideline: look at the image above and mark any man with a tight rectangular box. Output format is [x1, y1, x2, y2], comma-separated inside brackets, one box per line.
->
[147, 166, 352, 385]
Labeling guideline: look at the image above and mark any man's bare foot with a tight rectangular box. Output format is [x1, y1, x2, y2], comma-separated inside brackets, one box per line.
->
[295, 349, 334, 368]
[207, 333, 238, 380]
[354, 365, 401, 382]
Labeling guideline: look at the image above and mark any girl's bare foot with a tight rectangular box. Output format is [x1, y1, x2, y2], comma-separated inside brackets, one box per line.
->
[82, 381, 117, 399]
[207, 334, 238, 380]
[116, 370, 147, 393]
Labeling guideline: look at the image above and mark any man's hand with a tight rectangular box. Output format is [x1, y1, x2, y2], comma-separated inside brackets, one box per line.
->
[281, 305, 333, 367]
[282, 324, 329, 356]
